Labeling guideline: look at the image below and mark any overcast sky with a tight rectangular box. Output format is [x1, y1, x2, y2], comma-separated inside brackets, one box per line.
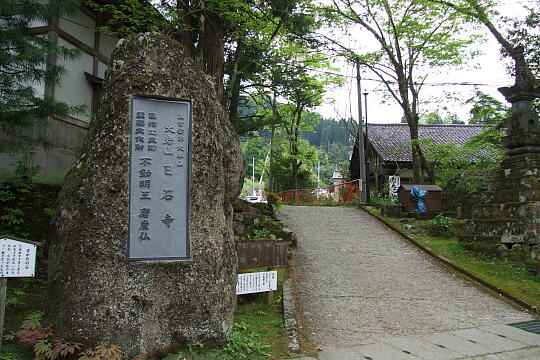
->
[315, 0, 532, 124]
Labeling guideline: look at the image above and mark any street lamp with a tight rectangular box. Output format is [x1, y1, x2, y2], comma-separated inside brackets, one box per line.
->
[363, 92, 370, 203]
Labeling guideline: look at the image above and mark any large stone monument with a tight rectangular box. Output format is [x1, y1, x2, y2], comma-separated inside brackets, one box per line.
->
[460, 47, 540, 269]
[49, 33, 243, 356]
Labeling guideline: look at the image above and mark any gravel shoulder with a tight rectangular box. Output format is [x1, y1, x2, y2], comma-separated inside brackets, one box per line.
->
[278, 205, 534, 347]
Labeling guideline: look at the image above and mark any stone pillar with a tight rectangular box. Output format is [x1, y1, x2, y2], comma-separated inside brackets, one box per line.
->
[49, 33, 243, 357]
[459, 47, 540, 268]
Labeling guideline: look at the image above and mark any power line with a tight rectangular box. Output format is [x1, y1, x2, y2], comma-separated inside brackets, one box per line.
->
[56, 16, 510, 89]
[307, 66, 511, 87]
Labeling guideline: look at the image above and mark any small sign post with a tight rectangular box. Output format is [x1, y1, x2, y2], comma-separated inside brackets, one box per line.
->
[235, 270, 278, 310]
[0, 236, 38, 353]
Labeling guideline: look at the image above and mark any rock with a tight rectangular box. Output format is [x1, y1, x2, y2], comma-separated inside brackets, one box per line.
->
[531, 245, 540, 260]
[510, 244, 531, 261]
[381, 204, 402, 218]
[49, 33, 243, 357]
[496, 244, 509, 259]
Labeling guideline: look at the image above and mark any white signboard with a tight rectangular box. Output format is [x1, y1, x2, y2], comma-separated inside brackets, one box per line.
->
[236, 271, 277, 295]
[0, 237, 36, 278]
[389, 176, 401, 202]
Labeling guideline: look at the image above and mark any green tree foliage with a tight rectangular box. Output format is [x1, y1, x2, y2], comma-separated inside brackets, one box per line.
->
[421, 112, 444, 124]
[466, 89, 509, 125]
[268, 138, 318, 191]
[320, 0, 481, 183]
[86, 0, 320, 132]
[302, 117, 351, 150]
[422, 126, 505, 209]
[419, 112, 465, 124]
[245, 36, 342, 190]
[241, 131, 319, 192]
[0, 0, 80, 174]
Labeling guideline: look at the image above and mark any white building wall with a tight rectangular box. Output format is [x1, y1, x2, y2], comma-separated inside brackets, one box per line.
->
[55, 39, 94, 122]
[58, 9, 95, 48]
[100, 33, 117, 57]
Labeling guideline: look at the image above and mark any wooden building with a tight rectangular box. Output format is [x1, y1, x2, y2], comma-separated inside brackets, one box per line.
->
[349, 123, 487, 194]
[1, 1, 158, 180]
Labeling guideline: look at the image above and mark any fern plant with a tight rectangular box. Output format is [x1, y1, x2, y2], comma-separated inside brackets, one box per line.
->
[53, 341, 83, 359]
[79, 345, 123, 360]
[34, 339, 54, 360]
[17, 312, 52, 347]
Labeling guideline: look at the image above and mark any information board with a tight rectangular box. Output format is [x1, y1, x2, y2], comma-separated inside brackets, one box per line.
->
[128, 96, 192, 261]
[236, 271, 277, 295]
[389, 175, 401, 202]
[0, 237, 36, 278]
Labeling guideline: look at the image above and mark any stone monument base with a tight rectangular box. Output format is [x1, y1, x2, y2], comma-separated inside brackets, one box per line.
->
[459, 151, 540, 270]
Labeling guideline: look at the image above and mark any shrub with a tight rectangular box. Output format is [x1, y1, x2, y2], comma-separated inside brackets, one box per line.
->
[427, 214, 454, 237]
[265, 192, 281, 206]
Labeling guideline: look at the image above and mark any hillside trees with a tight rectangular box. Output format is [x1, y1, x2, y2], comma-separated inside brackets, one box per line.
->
[245, 43, 342, 190]
[0, 0, 80, 174]
[319, 0, 481, 183]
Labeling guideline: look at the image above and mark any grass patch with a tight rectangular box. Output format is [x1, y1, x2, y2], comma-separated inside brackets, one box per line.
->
[168, 268, 289, 360]
[363, 206, 540, 313]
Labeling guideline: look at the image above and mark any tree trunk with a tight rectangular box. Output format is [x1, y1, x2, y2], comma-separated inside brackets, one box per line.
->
[176, 0, 194, 56]
[224, 41, 244, 114]
[202, 16, 225, 97]
[402, 106, 422, 183]
[268, 127, 275, 193]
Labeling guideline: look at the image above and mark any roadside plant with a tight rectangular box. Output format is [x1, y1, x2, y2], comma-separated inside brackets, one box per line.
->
[16, 312, 52, 347]
[34, 339, 54, 360]
[223, 322, 270, 359]
[428, 214, 454, 237]
[79, 345, 123, 360]
[370, 196, 395, 205]
[53, 341, 83, 359]
[265, 192, 282, 211]
[248, 228, 271, 239]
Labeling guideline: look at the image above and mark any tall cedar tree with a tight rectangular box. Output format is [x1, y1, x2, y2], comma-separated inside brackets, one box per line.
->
[0, 0, 80, 172]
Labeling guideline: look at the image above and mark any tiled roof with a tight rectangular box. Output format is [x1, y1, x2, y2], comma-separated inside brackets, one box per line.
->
[367, 123, 488, 162]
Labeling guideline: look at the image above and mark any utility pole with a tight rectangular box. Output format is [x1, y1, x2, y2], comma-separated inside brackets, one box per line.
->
[252, 157, 255, 196]
[363, 92, 370, 204]
[317, 161, 320, 189]
[356, 61, 367, 202]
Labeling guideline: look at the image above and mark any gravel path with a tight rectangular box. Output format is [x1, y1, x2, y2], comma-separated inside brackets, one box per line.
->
[279, 206, 534, 347]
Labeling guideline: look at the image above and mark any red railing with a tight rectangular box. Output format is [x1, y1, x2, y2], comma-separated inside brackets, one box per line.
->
[279, 179, 362, 205]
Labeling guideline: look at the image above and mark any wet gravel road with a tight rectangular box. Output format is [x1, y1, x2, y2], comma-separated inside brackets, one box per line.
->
[278, 206, 534, 347]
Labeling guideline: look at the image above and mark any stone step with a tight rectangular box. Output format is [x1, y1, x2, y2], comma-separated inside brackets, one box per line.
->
[495, 166, 540, 179]
[472, 201, 540, 219]
[463, 218, 536, 236]
[458, 234, 501, 256]
[500, 233, 540, 245]
[501, 153, 540, 170]
[487, 174, 540, 192]
[483, 188, 540, 204]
